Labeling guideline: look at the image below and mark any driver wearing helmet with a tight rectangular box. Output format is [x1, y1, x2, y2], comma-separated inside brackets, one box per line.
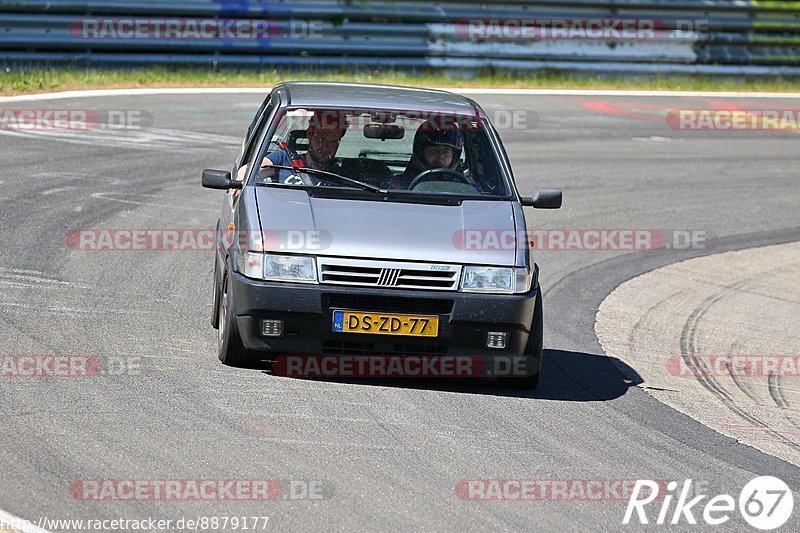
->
[393, 120, 482, 192]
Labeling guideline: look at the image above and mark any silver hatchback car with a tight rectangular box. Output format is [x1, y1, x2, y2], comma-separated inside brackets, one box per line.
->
[203, 82, 561, 389]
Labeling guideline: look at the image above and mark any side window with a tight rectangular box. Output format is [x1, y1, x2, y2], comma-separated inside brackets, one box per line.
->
[235, 97, 277, 180]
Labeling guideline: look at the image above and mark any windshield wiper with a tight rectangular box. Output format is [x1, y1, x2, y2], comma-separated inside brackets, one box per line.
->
[262, 165, 387, 194]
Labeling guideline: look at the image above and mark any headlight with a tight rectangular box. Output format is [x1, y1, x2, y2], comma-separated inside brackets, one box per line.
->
[461, 266, 532, 294]
[241, 252, 318, 283]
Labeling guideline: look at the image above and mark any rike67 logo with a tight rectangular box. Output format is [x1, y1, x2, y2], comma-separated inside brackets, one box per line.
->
[624, 477, 794, 530]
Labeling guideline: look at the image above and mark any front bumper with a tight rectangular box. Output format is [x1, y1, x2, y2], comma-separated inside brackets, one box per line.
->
[228, 267, 538, 356]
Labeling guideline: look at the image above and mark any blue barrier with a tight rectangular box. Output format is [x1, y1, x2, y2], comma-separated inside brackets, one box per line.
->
[0, 0, 798, 75]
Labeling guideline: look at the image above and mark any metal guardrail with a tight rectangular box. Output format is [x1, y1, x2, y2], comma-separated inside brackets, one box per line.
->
[1, 0, 799, 75]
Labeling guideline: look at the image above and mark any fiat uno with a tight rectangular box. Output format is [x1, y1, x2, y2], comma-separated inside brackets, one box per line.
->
[202, 82, 561, 389]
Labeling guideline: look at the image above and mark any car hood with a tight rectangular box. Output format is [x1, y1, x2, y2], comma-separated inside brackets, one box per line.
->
[254, 188, 518, 266]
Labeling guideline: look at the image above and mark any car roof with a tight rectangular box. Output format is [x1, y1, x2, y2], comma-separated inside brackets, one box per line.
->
[272, 82, 485, 117]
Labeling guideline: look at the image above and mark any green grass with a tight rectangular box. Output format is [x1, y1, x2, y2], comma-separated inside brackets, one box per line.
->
[2, 67, 800, 95]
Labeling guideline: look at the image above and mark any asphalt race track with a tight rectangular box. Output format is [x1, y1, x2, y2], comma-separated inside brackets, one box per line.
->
[0, 89, 799, 531]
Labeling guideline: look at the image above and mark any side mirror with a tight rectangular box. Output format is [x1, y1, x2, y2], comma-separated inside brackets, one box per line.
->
[202, 169, 242, 190]
[521, 190, 562, 209]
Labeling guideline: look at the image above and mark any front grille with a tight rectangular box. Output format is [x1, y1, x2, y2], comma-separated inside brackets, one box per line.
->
[318, 258, 461, 291]
[323, 294, 454, 315]
[321, 341, 448, 356]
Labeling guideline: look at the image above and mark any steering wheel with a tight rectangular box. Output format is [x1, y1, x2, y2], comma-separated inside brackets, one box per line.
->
[408, 167, 472, 190]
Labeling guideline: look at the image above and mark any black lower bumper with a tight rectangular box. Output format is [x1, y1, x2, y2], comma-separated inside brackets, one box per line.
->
[229, 268, 538, 356]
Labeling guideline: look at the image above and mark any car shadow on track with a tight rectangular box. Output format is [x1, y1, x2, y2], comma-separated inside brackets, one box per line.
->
[255, 349, 643, 402]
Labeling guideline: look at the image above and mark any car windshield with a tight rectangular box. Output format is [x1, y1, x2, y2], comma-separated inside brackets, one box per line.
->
[252, 107, 510, 197]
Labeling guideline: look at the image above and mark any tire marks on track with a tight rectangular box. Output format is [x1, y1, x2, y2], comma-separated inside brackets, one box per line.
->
[597, 242, 800, 464]
[0, 126, 240, 152]
[679, 274, 800, 453]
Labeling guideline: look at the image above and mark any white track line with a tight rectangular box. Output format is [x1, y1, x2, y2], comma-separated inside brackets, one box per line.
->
[1, 87, 800, 103]
[0, 508, 52, 533]
[457, 88, 800, 98]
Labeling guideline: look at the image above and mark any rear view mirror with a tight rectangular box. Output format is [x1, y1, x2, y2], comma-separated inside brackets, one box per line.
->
[202, 169, 242, 190]
[521, 190, 562, 209]
[364, 123, 405, 140]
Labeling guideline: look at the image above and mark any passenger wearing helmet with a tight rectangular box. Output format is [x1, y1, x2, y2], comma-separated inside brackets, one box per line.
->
[238, 110, 347, 184]
[394, 120, 482, 192]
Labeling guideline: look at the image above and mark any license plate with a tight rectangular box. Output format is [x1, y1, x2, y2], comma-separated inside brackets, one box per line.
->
[332, 310, 439, 337]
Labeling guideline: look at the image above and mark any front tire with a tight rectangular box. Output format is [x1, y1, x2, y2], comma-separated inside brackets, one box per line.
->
[217, 273, 249, 367]
[498, 287, 543, 390]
